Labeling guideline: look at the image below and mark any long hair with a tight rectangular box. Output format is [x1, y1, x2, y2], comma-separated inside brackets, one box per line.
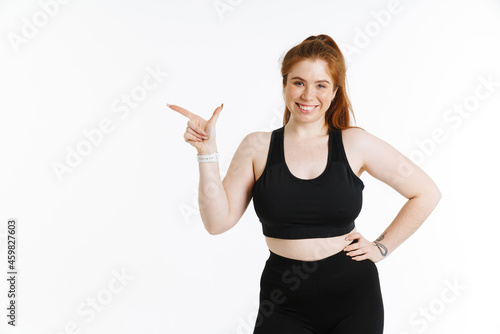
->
[281, 34, 363, 132]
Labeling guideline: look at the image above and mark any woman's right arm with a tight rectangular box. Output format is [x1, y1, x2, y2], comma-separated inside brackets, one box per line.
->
[169, 103, 257, 235]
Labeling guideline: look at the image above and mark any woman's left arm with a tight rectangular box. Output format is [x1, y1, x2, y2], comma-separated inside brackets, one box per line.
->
[344, 128, 442, 263]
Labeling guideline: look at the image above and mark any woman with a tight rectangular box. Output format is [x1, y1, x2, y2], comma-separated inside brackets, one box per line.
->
[169, 34, 441, 334]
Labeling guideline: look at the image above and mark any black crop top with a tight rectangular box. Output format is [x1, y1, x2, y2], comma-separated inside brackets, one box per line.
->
[251, 125, 364, 239]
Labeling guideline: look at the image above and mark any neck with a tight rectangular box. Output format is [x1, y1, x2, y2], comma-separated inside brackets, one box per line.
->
[284, 119, 328, 139]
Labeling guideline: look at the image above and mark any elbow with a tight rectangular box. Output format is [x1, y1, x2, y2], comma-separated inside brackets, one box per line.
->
[207, 228, 221, 236]
[205, 224, 219, 235]
[207, 223, 234, 236]
[411, 186, 442, 206]
[432, 185, 442, 204]
[205, 215, 233, 236]
[201, 216, 226, 235]
[206, 225, 227, 236]
[435, 188, 442, 202]
[422, 187, 442, 208]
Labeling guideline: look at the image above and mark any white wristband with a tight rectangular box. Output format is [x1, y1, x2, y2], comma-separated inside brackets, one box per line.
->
[197, 152, 219, 162]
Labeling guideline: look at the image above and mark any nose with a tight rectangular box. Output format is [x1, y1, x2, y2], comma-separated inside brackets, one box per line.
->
[301, 85, 315, 101]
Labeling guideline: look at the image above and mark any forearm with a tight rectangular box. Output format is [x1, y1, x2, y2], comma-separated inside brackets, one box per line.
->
[373, 193, 441, 258]
[197, 146, 230, 234]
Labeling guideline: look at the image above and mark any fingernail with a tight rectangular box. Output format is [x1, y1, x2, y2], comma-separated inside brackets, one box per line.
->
[221, 103, 224, 108]
[166, 103, 171, 107]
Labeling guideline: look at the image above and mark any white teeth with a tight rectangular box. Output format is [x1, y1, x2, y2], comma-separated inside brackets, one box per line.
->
[298, 104, 316, 111]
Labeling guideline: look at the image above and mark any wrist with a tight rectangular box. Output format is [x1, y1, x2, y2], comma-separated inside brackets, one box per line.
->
[372, 240, 389, 258]
[197, 150, 217, 155]
[197, 146, 217, 155]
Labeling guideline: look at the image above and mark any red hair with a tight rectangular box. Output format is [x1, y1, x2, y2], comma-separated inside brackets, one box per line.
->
[280, 34, 363, 132]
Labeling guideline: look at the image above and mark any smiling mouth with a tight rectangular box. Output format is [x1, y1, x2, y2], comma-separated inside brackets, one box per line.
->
[296, 103, 318, 112]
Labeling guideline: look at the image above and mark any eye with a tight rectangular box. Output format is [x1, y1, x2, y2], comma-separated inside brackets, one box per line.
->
[318, 84, 326, 88]
[294, 82, 304, 86]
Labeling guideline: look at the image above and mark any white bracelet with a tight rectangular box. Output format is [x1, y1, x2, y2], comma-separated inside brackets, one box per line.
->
[197, 152, 219, 162]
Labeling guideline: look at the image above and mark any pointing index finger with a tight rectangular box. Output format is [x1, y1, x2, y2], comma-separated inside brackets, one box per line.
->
[167, 103, 195, 120]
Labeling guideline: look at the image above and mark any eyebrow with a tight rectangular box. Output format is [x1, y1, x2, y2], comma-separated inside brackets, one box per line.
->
[290, 76, 331, 84]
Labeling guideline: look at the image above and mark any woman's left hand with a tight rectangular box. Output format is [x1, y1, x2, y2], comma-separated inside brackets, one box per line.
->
[343, 232, 387, 263]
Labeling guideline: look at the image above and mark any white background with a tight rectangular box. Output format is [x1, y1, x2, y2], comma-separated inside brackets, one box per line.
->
[1, 0, 499, 333]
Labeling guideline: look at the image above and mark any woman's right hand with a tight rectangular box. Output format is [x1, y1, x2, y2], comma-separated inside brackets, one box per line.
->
[168, 103, 224, 154]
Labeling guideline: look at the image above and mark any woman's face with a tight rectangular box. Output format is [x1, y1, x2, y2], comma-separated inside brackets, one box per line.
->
[283, 58, 338, 124]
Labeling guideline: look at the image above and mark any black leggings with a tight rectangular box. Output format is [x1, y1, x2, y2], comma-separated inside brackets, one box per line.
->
[253, 240, 384, 334]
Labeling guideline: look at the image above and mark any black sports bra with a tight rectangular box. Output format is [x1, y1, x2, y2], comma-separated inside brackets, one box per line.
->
[251, 125, 364, 239]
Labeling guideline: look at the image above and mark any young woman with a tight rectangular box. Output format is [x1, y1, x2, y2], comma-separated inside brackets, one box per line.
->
[169, 34, 441, 334]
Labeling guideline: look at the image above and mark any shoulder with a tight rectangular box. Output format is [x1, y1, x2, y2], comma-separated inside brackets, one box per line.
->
[340, 127, 394, 169]
[244, 130, 273, 148]
[340, 126, 368, 137]
[340, 126, 370, 150]
[244, 130, 272, 142]
[340, 126, 381, 150]
[236, 130, 273, 157]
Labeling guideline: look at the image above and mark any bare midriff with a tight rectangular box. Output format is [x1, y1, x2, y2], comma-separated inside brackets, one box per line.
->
[264, 227, 356, 261]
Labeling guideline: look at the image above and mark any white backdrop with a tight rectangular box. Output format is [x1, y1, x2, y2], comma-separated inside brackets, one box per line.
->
[1, 0, 499, 333]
